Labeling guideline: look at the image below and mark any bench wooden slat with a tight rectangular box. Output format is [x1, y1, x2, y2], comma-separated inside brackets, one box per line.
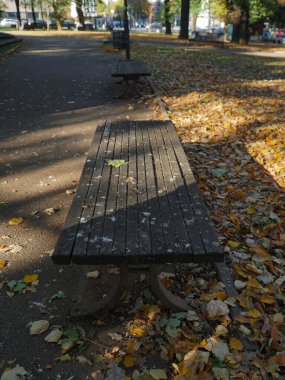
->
[52, 124, 108, 264]
[112, 123, 129, 255]
[98, 124, 123, 257]
[165, 121, 223, 257]
[152, 121, 194, 256]
[157, 121, 207, 255]
[83, 123, 118, 263]
[147, 122, 180, 255]
[136, 122, 152, 257]
[71, 122, 114, 264]
[142, 125, 165, 257]
[126, 124, 140, 256]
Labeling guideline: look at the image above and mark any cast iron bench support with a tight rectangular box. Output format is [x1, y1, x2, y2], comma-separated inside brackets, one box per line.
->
[111, 59, 151, 98]
[52, 120, 224, 317]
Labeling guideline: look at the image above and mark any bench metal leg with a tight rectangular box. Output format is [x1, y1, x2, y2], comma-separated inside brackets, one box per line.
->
[149, 265, 189, 311]
[115, 78, 143, 99]
[69, 264, 128, 320]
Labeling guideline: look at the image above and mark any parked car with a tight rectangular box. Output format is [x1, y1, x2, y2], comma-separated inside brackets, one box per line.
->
[20, 19, 35, 30]
[75, 21, 95, 31]
[34, 20, 47, 29]
[0, 18, 19, 28]
[61, 20, 75, 30]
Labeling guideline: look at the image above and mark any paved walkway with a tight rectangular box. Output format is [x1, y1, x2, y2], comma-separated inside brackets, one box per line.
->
[0, 34, 154, 379]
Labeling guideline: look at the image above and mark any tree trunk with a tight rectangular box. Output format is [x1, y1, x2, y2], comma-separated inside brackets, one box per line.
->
[14, 0, 21, 25]
[52, 3, 62, 31]
[31, 0, 36, 23]
[179, 0, 190, 39]
[165, 0, 172, 34]
[232, 22, 240, 43]
[239, 11, 250, 45]
[191, 13, 198, 32]
[75, 0, 85, 28]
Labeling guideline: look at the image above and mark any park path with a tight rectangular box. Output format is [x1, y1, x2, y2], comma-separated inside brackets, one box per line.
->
[0, 34, 153, 379]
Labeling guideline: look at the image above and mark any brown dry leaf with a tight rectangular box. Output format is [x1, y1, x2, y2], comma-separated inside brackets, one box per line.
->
[123, 355, 136, 368]
[0, 260, 6, 268]
[268, 355, 285, 366]
[248, 308, 262, 319]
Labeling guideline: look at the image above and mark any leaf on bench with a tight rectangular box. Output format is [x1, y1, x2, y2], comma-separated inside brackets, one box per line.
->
[107, 159, 128, 168]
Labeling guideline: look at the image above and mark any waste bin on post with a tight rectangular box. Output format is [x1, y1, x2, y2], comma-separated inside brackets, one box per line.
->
[112, 30, 126, 49]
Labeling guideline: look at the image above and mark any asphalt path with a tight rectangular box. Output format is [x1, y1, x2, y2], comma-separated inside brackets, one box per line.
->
[0, 34, 153, 379]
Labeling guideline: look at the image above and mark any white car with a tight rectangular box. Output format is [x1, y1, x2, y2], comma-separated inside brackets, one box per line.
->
[0, 18, 19, 28]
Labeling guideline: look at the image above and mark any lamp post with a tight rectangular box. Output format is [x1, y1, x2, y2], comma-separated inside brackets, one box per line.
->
[124, 0, 130, 60]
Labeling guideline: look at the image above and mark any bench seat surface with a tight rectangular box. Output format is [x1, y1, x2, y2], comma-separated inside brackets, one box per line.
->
[52, 121, 223, 265]
[111, 60, 151, 78]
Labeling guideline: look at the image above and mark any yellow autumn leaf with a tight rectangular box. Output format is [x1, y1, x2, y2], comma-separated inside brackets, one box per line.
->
[228, 240, 240, 249]
[245, 264, 263, 275]
[247, 278, 263, 289]
[258, 295, 276, 305]
[248, 309, 262, 319]
[23, 274, 39, 284]
[0, 260, 6, 268]
[229, 337, 244, 351]
[129, 327, 147, 337]
[234, 265, 249, 279]
[123, 355, 135, 368]
[8, 217, 24, 226]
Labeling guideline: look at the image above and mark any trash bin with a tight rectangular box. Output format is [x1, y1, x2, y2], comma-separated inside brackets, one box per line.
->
[112, 30, 126, 49]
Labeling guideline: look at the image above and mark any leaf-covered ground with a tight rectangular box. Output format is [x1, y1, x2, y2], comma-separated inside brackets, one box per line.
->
[130, 45, 285, 379]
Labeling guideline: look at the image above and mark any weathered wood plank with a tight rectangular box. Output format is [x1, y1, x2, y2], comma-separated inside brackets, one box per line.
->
[98, 124, 123, 258]
[135, 122, 152, 257]
[83, 123, 118, 263]
[152, 121, 191, 256]
[52, 123, 108, 264]
[141, 123, 165, 258]
[125, 123, 140, 257]
[71, 122, 115, 264]
[112, 122, 129, 257]
[165, 121, 223, 260]
[157, 121, 206, 256]
[147, 121, 178, 254]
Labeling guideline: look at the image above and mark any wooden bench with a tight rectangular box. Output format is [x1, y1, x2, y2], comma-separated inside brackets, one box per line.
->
[189, 31, 225, 48]
[111, 59, 151, 98]
[52, 120, 224, 316]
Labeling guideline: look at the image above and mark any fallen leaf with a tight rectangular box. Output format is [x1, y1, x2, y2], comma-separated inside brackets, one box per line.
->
[49, 291, 65, 302]
[0, 260, 6, 268]
[268, 355, 285, 366]
[258, 295, 276, 305]
[206, 300, 230, 318]
[8, 217, 23, 226]
[229, 337, 244, 351]
[86, 271, 99, 279]
[30, 320, 49, 335]
[129, 327, 147, 337]
[0, 365, 27, 380]
[107, 332, 123, 341]
[248, 308, 262, 319]
[107, 159, 128, 168]
[149, 369, 168, 379]
[23, 274, 39, 284]
[44, 329, 63, 343]
[76, 355, 92, 365]
[123, 355, 135, 368]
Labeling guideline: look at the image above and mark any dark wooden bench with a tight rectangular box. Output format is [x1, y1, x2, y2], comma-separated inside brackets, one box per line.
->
[189, 31, 225, 48]
[52, 120, 224, 316]
[111, 59, 151, 98]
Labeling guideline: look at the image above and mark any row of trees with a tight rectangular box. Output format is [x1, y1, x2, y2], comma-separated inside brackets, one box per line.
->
[1, 0, 285, 44]
[169, 0, 285, 44]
